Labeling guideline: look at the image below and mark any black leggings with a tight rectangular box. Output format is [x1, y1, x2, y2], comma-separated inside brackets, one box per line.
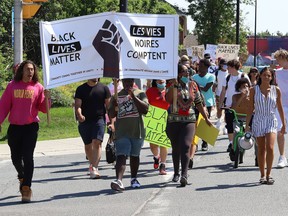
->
[166, 122, 195, 178]
[7, 122, 39, 188]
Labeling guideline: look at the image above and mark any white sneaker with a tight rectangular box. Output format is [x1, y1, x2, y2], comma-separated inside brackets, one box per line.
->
[111, 179, 125, 191]
[277, 156, 288, 168]
[89, 164, 100, 179]
[216, 119, 221, 129]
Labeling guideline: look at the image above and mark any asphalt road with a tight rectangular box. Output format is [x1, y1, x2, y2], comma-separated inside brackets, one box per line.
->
[1, 133, 288, 216]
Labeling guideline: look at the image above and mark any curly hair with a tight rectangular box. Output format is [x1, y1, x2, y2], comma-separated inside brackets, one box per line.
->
[274, 49, 288, 61]
[235, 77, 251, 92]
[14, 60, 39, 83]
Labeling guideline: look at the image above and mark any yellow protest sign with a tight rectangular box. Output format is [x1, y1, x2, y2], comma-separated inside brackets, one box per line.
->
[192, 114, 201, 145]
[195, 114, 219, 146]
[144, 105, 171, 148]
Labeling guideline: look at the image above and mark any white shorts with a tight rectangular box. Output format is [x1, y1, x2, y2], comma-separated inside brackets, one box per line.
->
[276, 107, 288, 132]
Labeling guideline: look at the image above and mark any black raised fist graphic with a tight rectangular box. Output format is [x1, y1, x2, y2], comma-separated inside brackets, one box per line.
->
[93, 20, 123, 78]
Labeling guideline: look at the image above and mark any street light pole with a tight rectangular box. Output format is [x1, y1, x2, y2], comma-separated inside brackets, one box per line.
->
[236, 0, 240, 44]
[253, 0, 257, 67]
[14, 0, 23, 66]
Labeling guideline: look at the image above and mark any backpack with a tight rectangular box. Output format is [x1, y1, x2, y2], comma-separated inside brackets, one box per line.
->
[225, 73, 245, 90]
[212, 69, 220, 92]
[215, 70, 219, 82]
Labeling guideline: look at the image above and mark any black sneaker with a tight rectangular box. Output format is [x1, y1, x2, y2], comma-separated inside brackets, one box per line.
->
[172, 174, 180, 182]
[201, 143, 208, 151]
[131, 178, 141, 188]
[227, 143, 232, 152]
[188, 158, 193, 169]
[229, 149, 236, 161]
[180, 176, 188, 187]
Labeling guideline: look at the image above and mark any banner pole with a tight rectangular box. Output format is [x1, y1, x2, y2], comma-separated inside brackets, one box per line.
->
[45, 97, 51, 126]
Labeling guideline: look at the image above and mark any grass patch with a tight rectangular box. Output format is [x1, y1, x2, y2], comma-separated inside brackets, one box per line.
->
[0, 78, 113, 144]
[0, 107, 80, 144]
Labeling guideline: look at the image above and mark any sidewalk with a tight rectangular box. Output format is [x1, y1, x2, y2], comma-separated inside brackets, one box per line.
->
[0, 107, 222, 162]
[0, 133, 151, 162]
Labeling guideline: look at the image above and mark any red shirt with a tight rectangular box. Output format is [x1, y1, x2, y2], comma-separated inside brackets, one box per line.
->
[146, 87, 170, 110]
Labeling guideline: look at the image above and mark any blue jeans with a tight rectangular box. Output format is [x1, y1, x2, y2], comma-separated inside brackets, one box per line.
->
[115, 137, 144, 157]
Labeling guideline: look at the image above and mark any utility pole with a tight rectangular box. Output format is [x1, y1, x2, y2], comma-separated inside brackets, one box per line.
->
[14, 0, 23, 66]
[253, 0, 257, 67]
[236, 0, 240, 44]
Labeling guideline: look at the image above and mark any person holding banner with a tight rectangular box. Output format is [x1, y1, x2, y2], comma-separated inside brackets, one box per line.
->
[0, 60, 51, 203]
[108, 78, 149, 191]
[146, 80, 170, 175]
[165, 64, 212, 187]
[74, 78, 111, 179]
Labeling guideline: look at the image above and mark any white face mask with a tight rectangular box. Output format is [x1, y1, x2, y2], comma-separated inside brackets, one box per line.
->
[222, 65, 228, 70]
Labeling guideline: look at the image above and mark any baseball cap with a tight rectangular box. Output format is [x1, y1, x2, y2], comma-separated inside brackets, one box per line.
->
[204, 53, 211, 59]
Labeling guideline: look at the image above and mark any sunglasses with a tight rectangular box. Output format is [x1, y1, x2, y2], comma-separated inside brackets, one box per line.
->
[181, 70, 188, 73]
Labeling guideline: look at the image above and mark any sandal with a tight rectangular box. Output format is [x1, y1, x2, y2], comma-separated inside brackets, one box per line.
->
[266, 176, 275, 185]
[259, 177, 267, 184]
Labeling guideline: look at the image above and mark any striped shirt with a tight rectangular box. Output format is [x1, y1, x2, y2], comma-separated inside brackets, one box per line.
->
[252, 85, 278, 137]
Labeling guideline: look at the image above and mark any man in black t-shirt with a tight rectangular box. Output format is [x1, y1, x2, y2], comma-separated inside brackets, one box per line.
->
[74, 78, 111, 179]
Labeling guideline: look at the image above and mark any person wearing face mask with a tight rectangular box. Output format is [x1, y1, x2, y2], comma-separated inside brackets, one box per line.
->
[218, 59, 251, 153]
[192, 58, 216, 151]
[165, 64, 212, 187]
[214, 59, 228, 130]
[146, 80, 170, 175]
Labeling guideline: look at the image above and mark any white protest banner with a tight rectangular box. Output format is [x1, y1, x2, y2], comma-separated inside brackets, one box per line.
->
[40, 12, 179, 89]
[205, 44, 217, 61]
[216, 44, 240, 60]
[190, 45, 205, 62]
[186, 47, 192, 57]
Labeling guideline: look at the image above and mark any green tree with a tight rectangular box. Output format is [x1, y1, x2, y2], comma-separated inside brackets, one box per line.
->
[186, 0, 253, 54]
[0, 0, 14, 85]
[257, 30, 272, 37]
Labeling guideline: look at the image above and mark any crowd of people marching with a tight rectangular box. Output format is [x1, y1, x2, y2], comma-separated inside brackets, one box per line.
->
[1, 49, 288, 202]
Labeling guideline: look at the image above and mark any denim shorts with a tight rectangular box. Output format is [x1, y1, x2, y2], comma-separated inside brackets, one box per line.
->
[115, 137, 144, 157]
[78, 118, 105, 145]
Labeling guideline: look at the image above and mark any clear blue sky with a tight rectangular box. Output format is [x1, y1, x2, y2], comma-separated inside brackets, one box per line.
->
[166, 0, 288, 34]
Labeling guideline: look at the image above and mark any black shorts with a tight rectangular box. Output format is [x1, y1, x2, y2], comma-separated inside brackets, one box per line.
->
[78, 118, 105, 145]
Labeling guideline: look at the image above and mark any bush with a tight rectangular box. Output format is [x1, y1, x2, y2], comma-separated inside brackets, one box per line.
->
[50, 88, 73, 107]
